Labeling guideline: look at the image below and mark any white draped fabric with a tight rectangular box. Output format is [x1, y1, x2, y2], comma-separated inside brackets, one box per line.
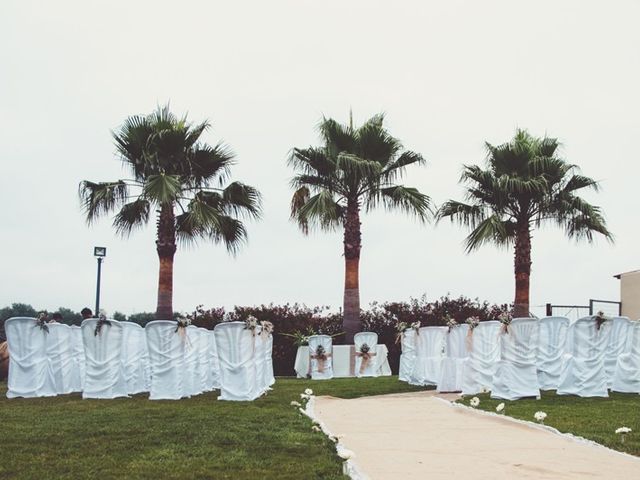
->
[437, 324, 469, 393]
[207, 330, 221, 390]
[398, 329, 417, 382]
[491, 318, 540, 400]
[354, 332, 379, 377]
[612, 321, 640, 393]
[81, 319, 128, 399]
[46, 323, 80, 394]
[536, 316, 569, 390]
[294, 344, 391, 378]
[121, 322, 149, 395]
[145, 320, 186, 400]
[215, 322, 259, 401]
[264, 333, 275, 388]
[605, 317, 632, 387]
[308, 335, 334, 380]
[183, 326, 203, 397]
[70, 326, 86, 391]
[6, 317, 57, 398]
[409, 327, 446, 386]
[461, 321, 501, 395]
[196, 328, 212, 393]
[557, 317, 610, 398]
[254, 326, 268, 395]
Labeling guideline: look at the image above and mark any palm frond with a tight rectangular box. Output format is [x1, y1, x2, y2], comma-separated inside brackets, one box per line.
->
[78, 180, 129, 224]
[143, 174, 183, 204]
[112, 198, 150, 236]
[372, 186, 432, 222]
[291, 190, 344, 233]
[465, 215, 515, 252]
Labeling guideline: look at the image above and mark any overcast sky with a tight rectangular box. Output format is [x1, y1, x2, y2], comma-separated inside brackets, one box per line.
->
[1, 0, 638, 317]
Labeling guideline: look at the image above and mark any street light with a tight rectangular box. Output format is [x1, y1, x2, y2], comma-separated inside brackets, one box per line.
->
[94, 247, 106, 314]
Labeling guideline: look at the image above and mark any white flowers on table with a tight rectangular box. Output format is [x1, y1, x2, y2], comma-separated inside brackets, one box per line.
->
[534, 411, 547, 424]
[470, 397, 480, 408]
[496, 403, 505, 414]
[616, 426, 632, 443]
[305, 388, 313, 396]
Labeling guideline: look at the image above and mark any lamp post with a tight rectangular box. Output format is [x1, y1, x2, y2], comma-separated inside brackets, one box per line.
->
[94, 247, 107, 314]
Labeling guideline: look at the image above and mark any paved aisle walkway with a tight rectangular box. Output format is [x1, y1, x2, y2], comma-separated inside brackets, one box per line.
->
[313, 391, 640, 480]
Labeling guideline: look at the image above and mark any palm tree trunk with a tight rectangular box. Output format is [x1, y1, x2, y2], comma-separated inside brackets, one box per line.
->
[343, 200, 361, 343]
[156, 203, 177, 319]
[513, 221, 532, 318]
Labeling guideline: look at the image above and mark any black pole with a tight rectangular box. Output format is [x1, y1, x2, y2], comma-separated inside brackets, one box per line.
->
[95, 257, 103, 314]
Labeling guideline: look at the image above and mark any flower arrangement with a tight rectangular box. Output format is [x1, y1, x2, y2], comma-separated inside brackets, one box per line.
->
[395, 321, 408, 343]
[260, 320, 274, 338]
[94, 310, 111, 336]
[244, 315, 259, 331]
[498, 312, 512, 334]
[174, 316, 191, 332]
[615, 426, 632, 443]
[311, 345, 331, 373]
[534, 411, 547, 424]
[34, 312, 49, 333]
[594, 310, 609, 330]
[356, 343, 376, 374]
[445, 315, 458, 332]
[465, 316, 480, 330]
[469, 397, 480, 408]
[496, 403, 505, 414]
[411, 321, 421, 331]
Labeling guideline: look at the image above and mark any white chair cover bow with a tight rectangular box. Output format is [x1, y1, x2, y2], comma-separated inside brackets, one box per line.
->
[121, 322, 149, 395]
[491, 318, 540, 400]
[611, 321, 640, 393]
[437, 324, 469, 392]
[308, 335, 334, 380]
[354, 332, 379, 377]
[215, 322, 259, 401]
[461, 320, 501, 395]
[46, 323, 80, 394]
[5, 317, 57, 398]
[398, 329, 417, 383]
[557, 316, 610, 397]
[145, 320, 186, 400]
[409, 327, 446, 386]
[81, 318, 128, 399]
[605, 317, 632, 387]
[536, 316, 569, 390]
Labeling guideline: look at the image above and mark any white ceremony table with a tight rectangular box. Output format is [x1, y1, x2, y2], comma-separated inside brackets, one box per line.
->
[294, 344, 392, 378]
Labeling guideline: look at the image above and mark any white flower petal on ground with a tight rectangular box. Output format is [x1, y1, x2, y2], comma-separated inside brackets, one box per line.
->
[470, 397, 480, 408]
[304, 388, 313, 396]
[496, 403, 505, 413]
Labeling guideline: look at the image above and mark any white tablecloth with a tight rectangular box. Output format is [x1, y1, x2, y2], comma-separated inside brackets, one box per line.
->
[294, 344, 391, 378]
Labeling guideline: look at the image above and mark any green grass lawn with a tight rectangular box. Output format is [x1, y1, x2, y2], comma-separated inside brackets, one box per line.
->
[0, 378, 428, 480]
[457, 391, 640, 456]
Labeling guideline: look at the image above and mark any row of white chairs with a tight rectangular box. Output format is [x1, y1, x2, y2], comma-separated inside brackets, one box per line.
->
[5, 318, 274, 401]
[308, 332, 379, 379]
[399, 316, 640, 399]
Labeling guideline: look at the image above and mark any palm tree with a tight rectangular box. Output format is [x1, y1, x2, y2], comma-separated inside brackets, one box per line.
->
[438, 129, 612, 317]
[289, 113, 432, 341]
[79, 106, 261, 319]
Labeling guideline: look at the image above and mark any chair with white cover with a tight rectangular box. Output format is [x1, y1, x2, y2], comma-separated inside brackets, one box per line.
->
[121, 322, 149, 395]
[207, 330, 221, 390]
[409, 327, 447, 386]
[145, 320, 187, 400]
[398, 328, 417, 382]
[5, 317, 57, 398]
[354, 332, 379, 378]
[70, 326, 86, 391]
[254, 326, 268, 395]
[605, 317, 632, 387]
[536, 316, 569, 390]
[46, 323, 80, 394]
[437, 324, 469, 392]
[183, 326, 203, 397]
[491, 318, 540, 400]
[215, 322, 259, 401]
[81, 318, 128, 399]
[196, 328, 212, 393]
[557, 316, 610, 397]
[308, 335, 333, 380]
[461, 320, 501, 395]
[264, 330, 275, 388]
[612, 320, 640, 393]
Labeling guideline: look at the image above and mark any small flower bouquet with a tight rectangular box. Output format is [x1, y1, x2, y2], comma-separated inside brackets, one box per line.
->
[594, 310, 609, 330]
[94, 310, 111, 336]
[534, 411, 547, 424]
[311, 344, 331, 373]
[260, 320, 274, 337]
[244, 315, 259, 334]
[465, 316, 480, 330]
[356, 343, 377, 374]
[411, 321, 421, 335]
[394, 321, 408, 343]
[174, 316, 191, 332]
[34, 312, 49, 333]
[445, 315, 457, 332]
[498, 312, 512, 334]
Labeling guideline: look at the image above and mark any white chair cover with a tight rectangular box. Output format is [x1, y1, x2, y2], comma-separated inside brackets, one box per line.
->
[215, 322, 259, 401]
[308, 335, 334, 380]
[491, 318, 540, 400]
[81, 318, 128, 399]
[196, 328, 212, 393]
[46, 323, 80, 394]
[536, 316, 569, 390]
[121, 322, 149, 395]
[612, 321, 640, 393]
[557, 317, 610, 397]
[254, 326, 268, 395]
[207, 330, 221, 390]
[461, 320, 501, 395]
[70, 326, 86, 391]
[5, 317, 57, 398]
[398, 329, 417, 382]
[437, 324, 469, 392]
[354, 332, 379, 378]
[264, 332, 275, 387]
[409, 327, 446, 386]
[605, 317, 632, 387]
[183, 326, 203, 397]
[145, 320, 186, 400]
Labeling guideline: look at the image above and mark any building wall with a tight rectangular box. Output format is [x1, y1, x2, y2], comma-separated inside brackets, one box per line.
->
[620, 271, 640, 320]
